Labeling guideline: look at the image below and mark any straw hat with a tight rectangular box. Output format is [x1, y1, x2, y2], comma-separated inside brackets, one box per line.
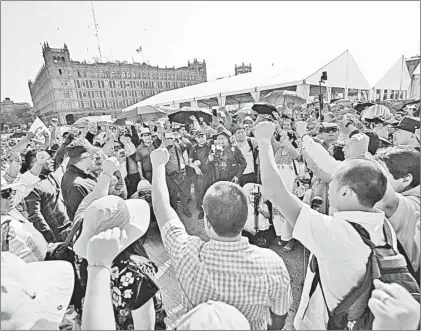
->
[1, 252, 74, 330]
[73, 195, 150, 259]
[175, 301, 250, 330]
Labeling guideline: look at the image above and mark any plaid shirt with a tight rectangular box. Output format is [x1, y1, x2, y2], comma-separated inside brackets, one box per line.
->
[161, 219, 293, 330]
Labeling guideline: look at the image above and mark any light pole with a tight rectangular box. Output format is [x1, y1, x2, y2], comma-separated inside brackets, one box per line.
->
[319, 71, 327, 121]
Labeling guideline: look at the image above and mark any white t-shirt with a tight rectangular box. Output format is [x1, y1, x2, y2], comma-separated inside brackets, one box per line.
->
[292, 205, 394, 330]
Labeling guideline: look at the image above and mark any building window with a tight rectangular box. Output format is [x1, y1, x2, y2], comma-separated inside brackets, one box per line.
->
[62, 91, 70, 98]
[115, 81, 120, 88]
[94, 91, 101, 98]
[122, 72, 126, 78]
[136, 91, 142, 97]
[59, 69, 63, 75]
[92, 81, 98, 89]
[111, 71, 115, 78]
[135, 81, 140, 88]
[125, 81, 130, 88]
[107, 100, 113, 108]
[105, 71, 110, 78]
[127, 90, 133, 97]
[116, 91, 123, 97]
[103, 80, 109, 88]
[80, 81, 86, 88]
[127, 72, 132, 78]
[95, 101, 102, 108]
[105, 91, 111, 98]
[82, 91, 89, 98]
[83, 101, 90, 108]
[117, 99, 124, 107]
[99, 71, 104, 78]
[65, 102, 72, 109]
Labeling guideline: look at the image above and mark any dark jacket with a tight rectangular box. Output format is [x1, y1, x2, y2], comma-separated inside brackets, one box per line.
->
[25, 142, 71, 243]
[61, 165, 97, 222]
[211, 144, 247, 182]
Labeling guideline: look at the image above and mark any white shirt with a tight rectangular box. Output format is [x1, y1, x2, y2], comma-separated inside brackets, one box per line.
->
[388, 186, 420, 271]
[292, 205, 394, 330]
[237, 138, 256, 175]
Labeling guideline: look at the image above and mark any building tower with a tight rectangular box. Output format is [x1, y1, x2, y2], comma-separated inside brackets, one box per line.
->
[235, 63, 252, 75]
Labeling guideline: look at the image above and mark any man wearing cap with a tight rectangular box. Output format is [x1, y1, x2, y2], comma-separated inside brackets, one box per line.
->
[391, 116, 420, 150]
[61, 145, 98, 222]
[135, 127, 161, 183]
[232, 125, 259, 186]
[189, 130, 214, 219]
[164, 131, 192, 217]
[24, 136, 75, 243]
[209, 127, 247, 184]
[1, 151, 51, 262]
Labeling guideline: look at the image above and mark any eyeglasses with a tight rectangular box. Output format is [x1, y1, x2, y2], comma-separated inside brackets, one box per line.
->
[1, 189, 15, 200]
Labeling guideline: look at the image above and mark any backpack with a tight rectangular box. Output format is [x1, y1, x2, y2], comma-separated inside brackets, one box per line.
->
[308, 220, 420, 330]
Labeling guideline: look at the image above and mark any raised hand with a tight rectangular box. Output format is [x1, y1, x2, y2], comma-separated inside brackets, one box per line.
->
[87, 228, 128, 267]
[102, 157, 120, 176]
[151, 148, 170, 168]
[254, 122, 276, 142]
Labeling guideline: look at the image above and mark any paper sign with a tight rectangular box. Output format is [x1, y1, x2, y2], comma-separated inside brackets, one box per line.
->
[29, 117, 50, 144]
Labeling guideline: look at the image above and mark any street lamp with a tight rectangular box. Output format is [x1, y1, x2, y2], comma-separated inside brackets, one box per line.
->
[319, 71, 327, 121]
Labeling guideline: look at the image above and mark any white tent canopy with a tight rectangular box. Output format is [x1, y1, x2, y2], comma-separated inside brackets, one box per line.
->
[122, 50, 371, 112]
[413, 63, 420, 75]
[373, 56, 411, 91]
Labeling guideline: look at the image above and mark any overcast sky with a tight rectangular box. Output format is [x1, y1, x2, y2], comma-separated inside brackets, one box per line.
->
[1, 1, 419, 105]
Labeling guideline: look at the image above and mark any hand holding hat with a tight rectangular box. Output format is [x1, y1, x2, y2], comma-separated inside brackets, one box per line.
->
[254, 121, 276, 143]
[151, 148, 170, 168]
[87, 228, 128, 268]
[102, 157, 120, 176]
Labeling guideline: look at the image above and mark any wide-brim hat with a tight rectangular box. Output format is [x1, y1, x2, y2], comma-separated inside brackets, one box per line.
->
[1, 252, 74, 330]
[175, 301, 250, 330]
[390, 116, 420, 133]
[1, 180, 23, 192]
[73, 195, 150, 259]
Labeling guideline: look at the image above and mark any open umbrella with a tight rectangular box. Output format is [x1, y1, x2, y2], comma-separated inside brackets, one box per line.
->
[73, 115, 113, 127]
[330, 99, 354, 108]
[233, 108, 258, 120]
[251, 102, 277, 115]
[264, 90, 306, 106]
[167, 107, 213, 124]
[354, 102, 374, 113]
[361, 104, 391, 121]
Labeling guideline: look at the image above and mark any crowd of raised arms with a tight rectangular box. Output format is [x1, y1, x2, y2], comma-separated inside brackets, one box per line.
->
[1, 98, 420, 330]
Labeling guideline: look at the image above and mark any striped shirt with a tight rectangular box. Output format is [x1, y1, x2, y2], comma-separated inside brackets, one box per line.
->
[161, 219, 293, 330]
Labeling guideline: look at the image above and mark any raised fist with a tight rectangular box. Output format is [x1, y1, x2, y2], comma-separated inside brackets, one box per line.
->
[87, 228, 128, 267]
[151, 148, 170, 168]
[254, 122, 276, 142]
[102, 157, 120, 176]
[35, 151, 51, 165]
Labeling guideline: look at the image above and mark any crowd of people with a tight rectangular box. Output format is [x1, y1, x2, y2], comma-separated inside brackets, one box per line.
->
[1, 98, 420, 330]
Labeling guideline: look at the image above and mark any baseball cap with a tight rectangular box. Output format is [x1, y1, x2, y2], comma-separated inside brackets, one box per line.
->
[175, 301, 250, 330]
[65, 145, 93, 166]
[73, 195, 150, 259]
[390, 116, 420, 133]
[1, 252, 74, 330]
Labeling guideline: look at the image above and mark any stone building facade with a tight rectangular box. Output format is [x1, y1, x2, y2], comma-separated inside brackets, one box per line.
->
[235, 63, 252, 75]
[28, 42, 207, 124]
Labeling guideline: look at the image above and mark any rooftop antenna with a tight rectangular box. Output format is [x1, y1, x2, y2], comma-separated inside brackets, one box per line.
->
[90, 1, 102, 61]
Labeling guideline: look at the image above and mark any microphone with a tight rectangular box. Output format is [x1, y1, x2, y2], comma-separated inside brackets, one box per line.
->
[310, 196, 323, 211]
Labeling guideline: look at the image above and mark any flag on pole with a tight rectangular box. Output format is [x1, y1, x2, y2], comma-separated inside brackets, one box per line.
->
[136, 46, 142, 53]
